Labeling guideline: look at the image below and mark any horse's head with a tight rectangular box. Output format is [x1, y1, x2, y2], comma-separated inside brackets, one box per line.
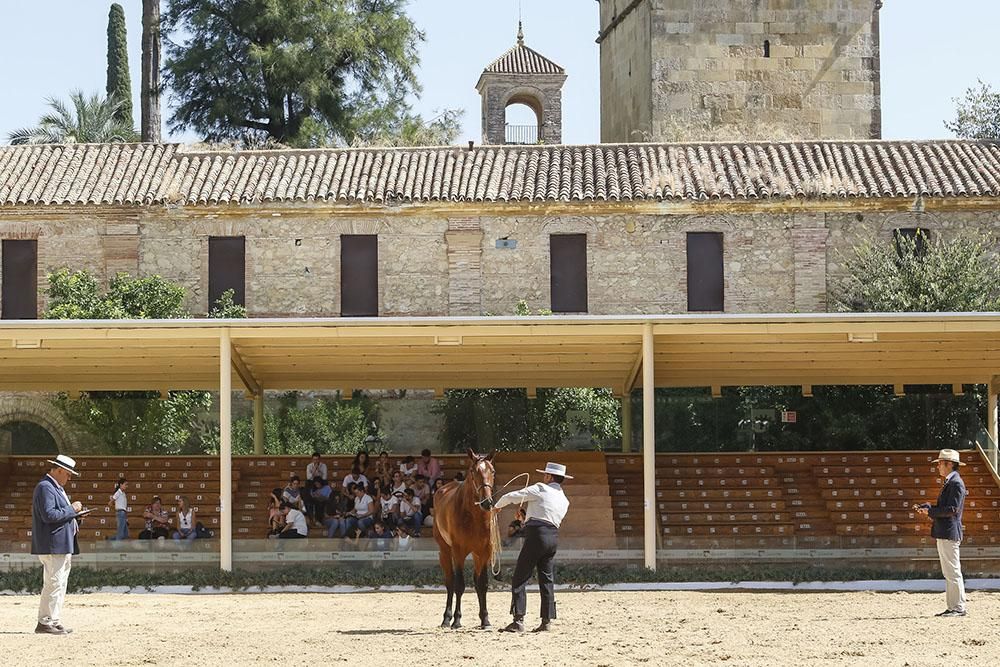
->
[466, 448, 496, 510]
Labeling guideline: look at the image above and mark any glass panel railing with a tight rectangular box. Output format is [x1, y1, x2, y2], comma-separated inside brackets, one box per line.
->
[973, 426, 999, 477]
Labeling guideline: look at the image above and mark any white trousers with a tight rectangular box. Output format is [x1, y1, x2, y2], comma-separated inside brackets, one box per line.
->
[37, 554, 72, 625]
[936, 538, 967, 612]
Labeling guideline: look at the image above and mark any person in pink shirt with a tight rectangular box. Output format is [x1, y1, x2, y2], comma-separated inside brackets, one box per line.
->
[417, 449, 442, 486]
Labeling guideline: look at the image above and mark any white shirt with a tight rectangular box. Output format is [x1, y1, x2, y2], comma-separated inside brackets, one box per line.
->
[495, 482, 569, 528]
[401, 496, 421, 517]
[380, 496, 398, 515]
[307, 462, 328, 481]
[391, 481, 408, 494]
[354, 494, 374, 518]
[178, 509, 193, 531]
[343, 473, 369, 489]
[399, 463, 417, 477]
[112, 488, 128, 511]
[47, 474, 78, 536]
[285, 509, 308, 536]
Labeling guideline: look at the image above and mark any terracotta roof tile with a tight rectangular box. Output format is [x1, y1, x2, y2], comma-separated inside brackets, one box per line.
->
[482, 42, 564, 76]
[2, 141, 1000, 208]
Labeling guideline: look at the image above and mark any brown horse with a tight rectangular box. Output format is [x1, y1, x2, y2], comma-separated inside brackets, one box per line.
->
[432, 448, 497, 629]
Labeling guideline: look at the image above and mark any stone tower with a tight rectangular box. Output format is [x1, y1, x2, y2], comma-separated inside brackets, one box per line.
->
[598, 0, 883, 142]
[476, 23, 567, 145]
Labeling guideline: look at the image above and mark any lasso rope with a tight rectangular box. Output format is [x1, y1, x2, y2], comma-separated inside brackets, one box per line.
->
[489, 472, 532, 576]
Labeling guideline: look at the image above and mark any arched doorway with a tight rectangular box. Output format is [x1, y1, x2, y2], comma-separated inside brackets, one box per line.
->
[1, 420, 58, 455]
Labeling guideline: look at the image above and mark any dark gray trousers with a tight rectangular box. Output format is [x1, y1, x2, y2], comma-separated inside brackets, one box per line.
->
[510, 522, 558, 620]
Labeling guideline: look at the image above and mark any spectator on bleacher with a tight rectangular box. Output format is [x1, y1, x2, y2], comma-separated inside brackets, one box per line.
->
[322, 485, 351, 538]
[398, 489, 423, 537]
[411, 474, 432, 506]
[367, 520, 395, 546]
[399, 455, 417, 481]
[379, 487, 400, 528]
[370, 477, 384, 503]
[342, 465, 369, 491]
[417, 449, 442, 486]
[282, 476, 306, 512]
[374, 451, 393, 484]
[267, 489, 285, 538]
[345, 483, 375, 537]
[279, 502, 308, 539]
[508, 508, 527, 539]
[424, 478, 445, 526]
[139, 497, 170, 540]
[352, 450, 371, 477]
[308, 477, 332, 524]
[389, 470, 407, 494]
[109, 478, 129, 541]
[306, 452, 328, 482]
[454, 472, 465, 482]
[172, 496, 198, 543]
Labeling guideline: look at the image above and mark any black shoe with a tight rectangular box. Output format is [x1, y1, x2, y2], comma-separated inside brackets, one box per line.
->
[940, 609, 967, 617]
[934, 609, 952, 617]
[531, 620, 552, 632]
[52, 623, 73, 634]
[34, 623, 69, 635]
[499, 620, 525, 633]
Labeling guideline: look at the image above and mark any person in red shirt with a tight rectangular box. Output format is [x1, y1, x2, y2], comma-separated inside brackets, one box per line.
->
[416, 449, 442, 486]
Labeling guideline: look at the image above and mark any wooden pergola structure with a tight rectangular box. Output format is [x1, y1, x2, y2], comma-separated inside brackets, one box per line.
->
[2, 312, 1000, 571]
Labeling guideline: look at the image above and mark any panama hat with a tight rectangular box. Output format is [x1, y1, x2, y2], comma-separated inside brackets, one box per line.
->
[536, 462, 573, 479]
[46, 454, 80, 476]
[932, 449, 966, 466]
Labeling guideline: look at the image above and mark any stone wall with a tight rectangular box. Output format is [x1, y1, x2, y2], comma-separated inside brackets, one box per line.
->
[479, 73, 567, 145]
[599, 0, 882, 142]
[599, 0, 653, 142]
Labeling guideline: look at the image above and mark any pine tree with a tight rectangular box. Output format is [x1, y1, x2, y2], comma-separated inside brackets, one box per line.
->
[105, 3, 133, 128]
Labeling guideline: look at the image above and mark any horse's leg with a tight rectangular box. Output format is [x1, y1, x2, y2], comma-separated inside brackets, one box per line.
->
[438, 548, 454, 628]
[473, 552, 491, 629]
[451, 553, 466, 629]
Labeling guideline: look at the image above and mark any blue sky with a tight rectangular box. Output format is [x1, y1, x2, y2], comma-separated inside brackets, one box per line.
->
[0, 1, 996, 144]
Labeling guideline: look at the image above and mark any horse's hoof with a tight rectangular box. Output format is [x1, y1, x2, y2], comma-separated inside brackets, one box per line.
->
[480, 622, 492, 630]
[451, 621, 462, 630]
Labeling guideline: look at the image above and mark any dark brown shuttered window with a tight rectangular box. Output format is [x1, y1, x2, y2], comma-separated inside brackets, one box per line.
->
[894, 227, 931, 258]
[341, 235, 378, 317]
[1, 240, 38, 320]
[550, 234, 588, 313]
[686, 232, 724, 312]
[208, 237, 246, 310]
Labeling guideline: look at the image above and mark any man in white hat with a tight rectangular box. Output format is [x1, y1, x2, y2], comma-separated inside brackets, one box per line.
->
[494, 461, 571, 633]
[913, 448, 968, 617]
[31, 455, 88, 635]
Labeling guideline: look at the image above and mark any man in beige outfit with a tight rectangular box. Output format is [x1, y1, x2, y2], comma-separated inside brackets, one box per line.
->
[914, 449, 968, 617]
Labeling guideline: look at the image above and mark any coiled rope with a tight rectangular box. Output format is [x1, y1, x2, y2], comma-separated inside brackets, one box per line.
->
[489, 472, 532, 576]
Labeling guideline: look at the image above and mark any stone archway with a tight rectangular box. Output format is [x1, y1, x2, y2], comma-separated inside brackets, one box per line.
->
[0, 394, 76, 454]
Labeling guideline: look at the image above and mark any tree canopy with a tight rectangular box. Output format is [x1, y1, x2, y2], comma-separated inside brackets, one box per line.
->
[7, 91, 138, 145]
[106, 3, 134, 128]
[946, 80, 1000, 140]
[163, 0, 428, 146]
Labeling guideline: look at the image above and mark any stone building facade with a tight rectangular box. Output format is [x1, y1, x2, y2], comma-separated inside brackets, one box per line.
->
[598, 0, 883, 142]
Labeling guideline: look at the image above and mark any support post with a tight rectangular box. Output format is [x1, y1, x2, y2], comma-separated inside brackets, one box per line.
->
[641, 323, 656, 570]
[621, 394, 633, 453]
[219, 330, 233, 572]
[253, 390, 265, 455]
[989, 377, 999, 471]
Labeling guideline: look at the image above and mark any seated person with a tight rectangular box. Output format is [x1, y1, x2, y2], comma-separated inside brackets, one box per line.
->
[322, 482, 354, 538]
[398, 488, 423, 537]
[139, 496, 170, 539]
[399, 455, 418, 481]
[308, 476, 332, 524]
[367, 520, 396, 550]
[453, 471, 465, 482]
[389, 470, 408, 495]
[411, 474, 432, 506]
[374, 451, 393, 484]
[345, 483, 375, 538]
[267, 488, 285, 538]
[417, 448, 443, 486]
[379, 487, 400, 528]
[507, 508, 527, 540]
[282, 476, 306, 512]
[342, 465, 369, 491]
[278, 502, 308, 539]
[306, 452, 328, 482]
[172, 495, 198, 542]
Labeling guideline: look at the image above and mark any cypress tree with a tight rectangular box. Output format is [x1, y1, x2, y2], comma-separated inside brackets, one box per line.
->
[106, 3, 134, 128]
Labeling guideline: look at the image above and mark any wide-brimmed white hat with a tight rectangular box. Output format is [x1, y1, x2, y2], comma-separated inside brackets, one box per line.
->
[46, 454, 80, 476]
[536, 462, 573, 479]
[932, 449, 966, 466]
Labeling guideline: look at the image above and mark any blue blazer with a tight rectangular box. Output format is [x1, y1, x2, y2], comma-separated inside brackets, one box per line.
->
[922, 473, 966, 542]
[31, 475, 80, 556]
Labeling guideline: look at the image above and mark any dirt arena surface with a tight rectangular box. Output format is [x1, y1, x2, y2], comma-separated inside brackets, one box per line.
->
[1, 589, 998, 666]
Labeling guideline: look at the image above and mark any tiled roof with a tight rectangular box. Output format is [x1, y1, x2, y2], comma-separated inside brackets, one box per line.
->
[2, 140, 1000, 207]
[482, 42, 565, 76]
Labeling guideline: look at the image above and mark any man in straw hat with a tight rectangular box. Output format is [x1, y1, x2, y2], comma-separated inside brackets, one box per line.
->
[31, 454, 89, 635]
[913, 448, 968, 617]
[494, 461, 571, 634]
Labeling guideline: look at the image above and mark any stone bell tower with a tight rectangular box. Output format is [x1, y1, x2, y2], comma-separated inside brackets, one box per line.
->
[476, 23, 568, 145]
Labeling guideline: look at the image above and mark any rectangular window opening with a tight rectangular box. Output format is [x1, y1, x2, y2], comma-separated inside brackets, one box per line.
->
[208, 236, 246, 311]
[686, 232, 724, 312]
[1, 239, 38, 320]
[341, 235, 378, 317]
[550, 234, 588, 313]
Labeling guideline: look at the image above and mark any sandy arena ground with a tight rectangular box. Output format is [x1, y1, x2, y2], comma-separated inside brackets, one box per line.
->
[1, 589, 998, 666]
